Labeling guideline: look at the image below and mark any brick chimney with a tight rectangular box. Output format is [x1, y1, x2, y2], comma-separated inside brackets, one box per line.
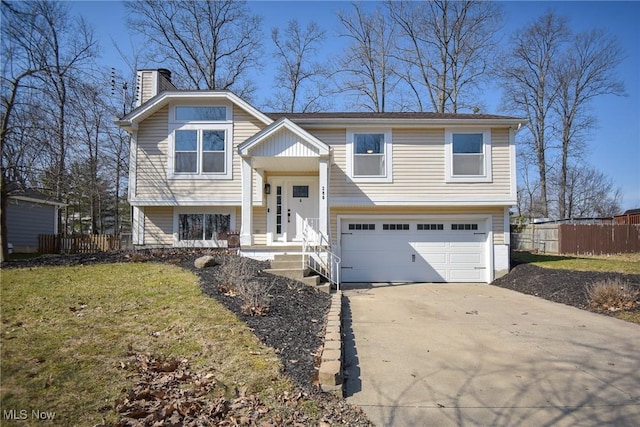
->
[135, 68, 176, 107]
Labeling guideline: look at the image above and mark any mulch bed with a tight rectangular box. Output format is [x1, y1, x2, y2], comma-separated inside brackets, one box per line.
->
[491, 262, 640, 316]
[179, 254, 331, 390]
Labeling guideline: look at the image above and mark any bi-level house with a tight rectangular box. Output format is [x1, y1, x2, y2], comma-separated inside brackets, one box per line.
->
[116, 69, 524, 285]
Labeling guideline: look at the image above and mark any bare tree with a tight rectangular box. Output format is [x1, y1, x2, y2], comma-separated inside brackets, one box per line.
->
[500, 11, 570, 217]
[388, 0, 502, 113]
[267, 20, 330, 113]
[552, 29, 625, 218]
[1, 0, 96, 259]
[126, 0, 263, 97]
[337, 3, 399, 112]
[550, 164, 622, 217]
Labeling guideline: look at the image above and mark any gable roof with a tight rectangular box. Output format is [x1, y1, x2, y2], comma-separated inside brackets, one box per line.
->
[115, 90, 273, 131]
[238, 118, 330, 157]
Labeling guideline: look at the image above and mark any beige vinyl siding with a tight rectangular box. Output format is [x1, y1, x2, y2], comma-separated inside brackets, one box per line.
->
[329, 206, 505, 246]
[134, 105, 265, 202]
[308, 127, 512, 200]
[138, 71, 156, 105]
[144, 206, 173, 245]
[135, 106, 169, 198]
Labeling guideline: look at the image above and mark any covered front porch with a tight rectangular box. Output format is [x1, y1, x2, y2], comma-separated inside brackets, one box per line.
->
[238, 118, 331, 248]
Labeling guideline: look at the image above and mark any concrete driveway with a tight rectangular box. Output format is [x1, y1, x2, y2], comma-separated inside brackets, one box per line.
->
[342, 283, 640, 427]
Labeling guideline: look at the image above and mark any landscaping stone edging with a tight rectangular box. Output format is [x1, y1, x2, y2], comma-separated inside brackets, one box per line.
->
[318, 290, 343, 395]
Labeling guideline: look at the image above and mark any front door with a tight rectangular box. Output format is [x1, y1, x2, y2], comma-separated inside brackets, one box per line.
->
[269, 177, 318, 243]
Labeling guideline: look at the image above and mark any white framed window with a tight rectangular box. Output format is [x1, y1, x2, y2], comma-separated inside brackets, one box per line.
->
[173, 207, 236, 247]
[168, 104, 233, 180]
[445, 129, 492, 182]
[346, 129, 393, 182]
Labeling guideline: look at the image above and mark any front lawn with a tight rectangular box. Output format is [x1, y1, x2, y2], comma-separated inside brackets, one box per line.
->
[0, 263, 291, 425]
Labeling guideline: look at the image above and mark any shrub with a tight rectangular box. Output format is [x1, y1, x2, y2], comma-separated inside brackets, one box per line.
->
[128, 252, 151, 263]
[217, 257, 257, 294]
[216, 257, 273, 315]
[586, 278, 639, 312]
[237, 279, 274, 317]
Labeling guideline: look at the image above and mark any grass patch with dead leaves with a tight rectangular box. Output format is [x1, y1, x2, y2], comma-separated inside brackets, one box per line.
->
[0, 263, 292, 426]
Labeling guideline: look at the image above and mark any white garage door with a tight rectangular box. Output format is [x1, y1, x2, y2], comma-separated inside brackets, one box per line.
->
[340, 218, 488, 283]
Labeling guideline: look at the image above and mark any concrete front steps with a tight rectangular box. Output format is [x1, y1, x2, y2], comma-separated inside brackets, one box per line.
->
[266, 254, 330, 293]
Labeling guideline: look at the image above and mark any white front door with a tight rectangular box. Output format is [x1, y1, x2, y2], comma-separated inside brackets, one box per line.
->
[268, 177, 318, 243]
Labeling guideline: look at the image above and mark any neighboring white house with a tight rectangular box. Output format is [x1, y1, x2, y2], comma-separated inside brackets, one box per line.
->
[116, 69, 524, 284]
[6, 191, 65, 253]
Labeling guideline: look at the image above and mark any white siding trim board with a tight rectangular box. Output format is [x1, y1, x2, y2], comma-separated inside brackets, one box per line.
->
[330, 196, 517, 207]
[130, 197, 242, 207]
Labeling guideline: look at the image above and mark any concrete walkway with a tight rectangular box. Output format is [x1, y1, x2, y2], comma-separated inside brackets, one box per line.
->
[342, 283, 640, 427]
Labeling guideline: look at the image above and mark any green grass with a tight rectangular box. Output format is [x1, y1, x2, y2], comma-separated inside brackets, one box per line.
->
[0, 263, 295, 426]
[512, 251, 640, 274]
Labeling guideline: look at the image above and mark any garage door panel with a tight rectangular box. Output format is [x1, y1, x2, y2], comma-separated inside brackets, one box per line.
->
[415, 251, 447, 264]
[411, 241, 448, 250]
[450, 252, 483, 264]
[449, 269, 485, 282]
[341, 218, 488, 283]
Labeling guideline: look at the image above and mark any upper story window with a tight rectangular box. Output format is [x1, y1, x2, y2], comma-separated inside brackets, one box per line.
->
[445, 129, 492, 183]
[168, 104, 233, 180]
[175, 106, 227, 121]
[347, 129, 393, 183]
[175, 129, 226, 174]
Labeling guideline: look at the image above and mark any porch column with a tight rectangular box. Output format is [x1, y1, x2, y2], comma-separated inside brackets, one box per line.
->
[240, 157, 253, 246]
[319, 157, 329, 240]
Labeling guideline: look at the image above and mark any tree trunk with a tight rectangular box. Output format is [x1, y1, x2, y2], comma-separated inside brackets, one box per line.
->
[1, 171, 9, 262]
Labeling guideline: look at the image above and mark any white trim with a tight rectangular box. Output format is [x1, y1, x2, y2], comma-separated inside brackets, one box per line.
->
[346, 129, 393, 183]
[330, 196, 516, 206]
[129, 197, 241, 207]
[132, 206, 145, 245]
[128, 131, 138, 201]
[118, 91, 272, 132]
[444, 129, 492, 183]
[509, 127, 518, 201]
[319, 159, 329, 237]
[336, 213, 493, 283]
[504, 206, 511, 247]
[240, 157, 253, 246]
[172, 207, 236, 248]
[130, 195, 515, 207]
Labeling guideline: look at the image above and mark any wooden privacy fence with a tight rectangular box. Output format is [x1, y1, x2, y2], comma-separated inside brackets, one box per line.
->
[38, 234, 121, 254]
[558, 224, 640, 255]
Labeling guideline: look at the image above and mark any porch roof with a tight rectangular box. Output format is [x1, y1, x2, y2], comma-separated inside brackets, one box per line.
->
[238, 118, 330, 158]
